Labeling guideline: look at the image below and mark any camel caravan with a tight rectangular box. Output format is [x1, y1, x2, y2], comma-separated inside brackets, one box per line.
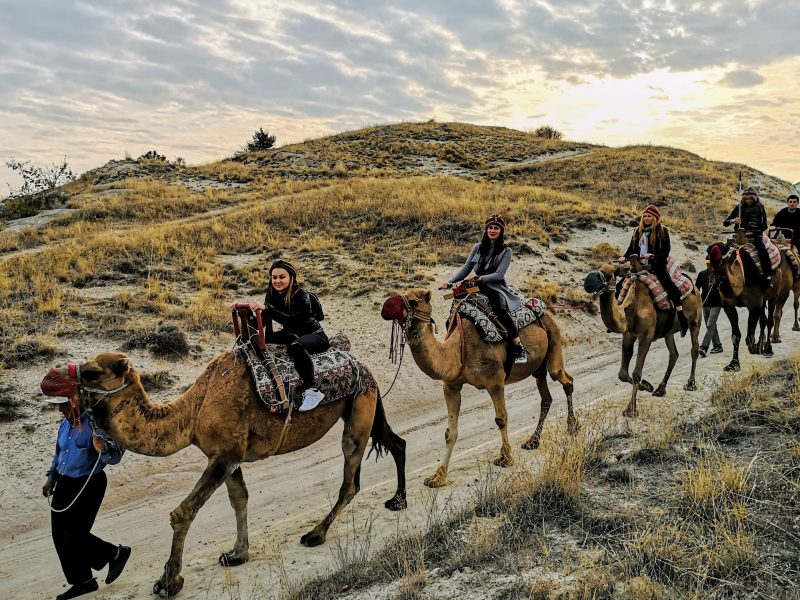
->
[39, 188, 800, 596]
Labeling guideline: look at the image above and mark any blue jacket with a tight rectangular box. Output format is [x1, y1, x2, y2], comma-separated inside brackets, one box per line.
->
[47, 412, 124, 480]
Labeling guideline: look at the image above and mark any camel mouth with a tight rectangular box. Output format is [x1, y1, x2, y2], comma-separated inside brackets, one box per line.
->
[583, 271, 607, 294]
[381, 295, 407, 322]
[41, 368, 81, 399]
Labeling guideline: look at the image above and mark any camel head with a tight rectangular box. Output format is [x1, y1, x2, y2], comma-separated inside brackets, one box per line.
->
[584, 264, 616, 296]
[381, 289, 433, 325]
[41, 352, 138, 411]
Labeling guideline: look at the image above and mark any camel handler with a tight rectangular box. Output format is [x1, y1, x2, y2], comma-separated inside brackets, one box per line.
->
[723, 186, 772, 287]
[622, 204, 689, 335]
[231, 258, 330, 411]
[695, 259, 724, 357]
[42, 396, 130, 599]
[771, 193, 800, 251]
[440, 214, 528, 364]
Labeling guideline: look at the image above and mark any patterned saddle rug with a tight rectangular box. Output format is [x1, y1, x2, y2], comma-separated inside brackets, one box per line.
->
[738, 235, 781, 275]
[617, 257, 693, 311]
[447, 292, 546, 343]
[236, 331, 376, 414]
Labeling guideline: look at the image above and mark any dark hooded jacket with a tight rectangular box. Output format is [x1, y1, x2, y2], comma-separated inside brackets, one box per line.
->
[723, 202, 767, 233]
[263, 288, 321, 338]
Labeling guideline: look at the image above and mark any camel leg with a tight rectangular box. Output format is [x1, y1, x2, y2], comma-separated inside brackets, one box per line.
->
[522, 372, 552, 450]
[684, 324, 699, 391]
[301, 390, 375, 546]
[618, 332, 635, 384]
[154, 459, 234, 597]
[424, 382, 462, 488]
[723, 304, 742, 371]
[763, 299, 775, 356]
[623, 337, 652, 417]
[219, 467, 249, 567]
[745, 308, 761, 355]
[793, 289, 800, 331]
[772, 296, 784, 343]
[545, 341, 578, 434]
[488, 384, 514, 467]
[653, 334, 678, 397]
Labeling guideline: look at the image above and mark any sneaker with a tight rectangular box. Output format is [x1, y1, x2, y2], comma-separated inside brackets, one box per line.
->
[106, 544, 131, 584]
[57, 579, 99, 600]
[710, 345, 724, 354]
[698, 347, 707, 358]
[513, 344, 528, 364]
[299, 388, 325, 412]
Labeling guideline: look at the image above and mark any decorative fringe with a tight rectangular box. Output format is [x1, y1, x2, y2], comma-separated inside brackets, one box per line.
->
[389, 320, 405, 365]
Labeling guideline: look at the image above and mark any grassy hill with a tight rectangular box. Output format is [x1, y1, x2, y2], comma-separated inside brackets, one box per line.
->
[0, 121, 794, 367]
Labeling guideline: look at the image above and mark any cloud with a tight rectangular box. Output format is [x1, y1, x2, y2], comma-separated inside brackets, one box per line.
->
[719, 69, 765, 88]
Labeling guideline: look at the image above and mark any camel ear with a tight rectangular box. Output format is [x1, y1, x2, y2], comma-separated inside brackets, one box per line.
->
[425, 290, 431, 303]
[81, 361, 104, 381]
[112, 357, 131, 377]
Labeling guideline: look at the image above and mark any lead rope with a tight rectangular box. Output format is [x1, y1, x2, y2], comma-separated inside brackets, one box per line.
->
[48, 453, 102, 513]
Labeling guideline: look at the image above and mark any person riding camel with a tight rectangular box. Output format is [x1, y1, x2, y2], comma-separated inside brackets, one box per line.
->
[232, 259, 329, 411]
[622, 205, 689, 336]
[440, 214, 528, 364]
[771, 193, 800, 252]
[723, 186, 772, 287]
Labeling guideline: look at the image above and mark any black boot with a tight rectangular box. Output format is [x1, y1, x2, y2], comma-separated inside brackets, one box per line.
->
[56, 579, 99, 600]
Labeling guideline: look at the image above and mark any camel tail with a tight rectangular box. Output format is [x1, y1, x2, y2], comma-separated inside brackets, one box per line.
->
[367, 389, 405, 461]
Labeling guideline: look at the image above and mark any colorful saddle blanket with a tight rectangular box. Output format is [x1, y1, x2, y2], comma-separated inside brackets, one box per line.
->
[771, 237, 800, 277]
[236, 331, 376, 414]
[447, 292, 545, 343]
[738, 235, 781, 275]
[617, 257, 693, 311]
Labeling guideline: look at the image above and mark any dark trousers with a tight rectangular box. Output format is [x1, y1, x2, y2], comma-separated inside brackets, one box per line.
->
[751, 234, 772, 276]
[652, 266, 683, 307]
[51, 471, 117, 585]
[479, 286, 520, 339]
[270, 329, 329, 388]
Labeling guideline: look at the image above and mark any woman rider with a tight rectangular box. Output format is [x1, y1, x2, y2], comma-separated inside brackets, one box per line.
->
[440, 214, 528, 364]
[623, 204, 688, 335]
[235, 259, 329, 411]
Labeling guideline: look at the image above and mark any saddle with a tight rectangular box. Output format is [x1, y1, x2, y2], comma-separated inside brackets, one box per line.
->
[734, 235, 781, 275]
[231, 307, 375, 414]
[617, 257, 693, 311]
[446, 292, 545, 343]
[770, 236, 800, 278]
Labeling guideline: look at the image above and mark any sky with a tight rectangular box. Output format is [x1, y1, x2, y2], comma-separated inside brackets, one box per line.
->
[1, 0, 799, 194]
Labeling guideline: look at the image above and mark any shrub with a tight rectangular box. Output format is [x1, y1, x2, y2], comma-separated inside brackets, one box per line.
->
[531, 125, 563, 140]
[247, 127, 277, 151]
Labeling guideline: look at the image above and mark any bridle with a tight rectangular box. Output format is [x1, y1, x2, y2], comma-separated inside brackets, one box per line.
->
[64, 363, 135, 417]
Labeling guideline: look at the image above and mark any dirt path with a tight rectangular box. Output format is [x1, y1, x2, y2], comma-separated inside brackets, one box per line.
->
[1, 225, 793, 599]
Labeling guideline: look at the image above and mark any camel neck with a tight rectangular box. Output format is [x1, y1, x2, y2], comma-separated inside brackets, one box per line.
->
[407, 319, 463, 382]
[598, 289, 627, 333]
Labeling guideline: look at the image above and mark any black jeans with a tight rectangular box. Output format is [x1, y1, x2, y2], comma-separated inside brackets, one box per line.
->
[270, 329, 330, 388]
[51, 471, 117, 585]
[479, 286, 519, 340]
[751, 234, 772, 276]
[652, 266, 683, 308]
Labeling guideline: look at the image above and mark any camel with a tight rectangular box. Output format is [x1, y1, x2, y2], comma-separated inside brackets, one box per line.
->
[381, 289, 575, 488]
[41, 352, 407, 597]
[708, 232, 793, 370]
[768, 238, 800, 342]
[583, 256, 701, 417]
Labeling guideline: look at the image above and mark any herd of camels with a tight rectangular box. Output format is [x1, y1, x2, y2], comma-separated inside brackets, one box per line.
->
[40, 229, 800, 597]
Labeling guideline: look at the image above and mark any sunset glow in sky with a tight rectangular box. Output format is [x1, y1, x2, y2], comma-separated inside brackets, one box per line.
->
[1, 0, 798, 192]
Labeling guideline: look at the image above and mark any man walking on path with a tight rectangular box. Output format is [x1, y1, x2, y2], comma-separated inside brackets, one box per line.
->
[43, 397, 131, 599]
[696, 262, 724, 357]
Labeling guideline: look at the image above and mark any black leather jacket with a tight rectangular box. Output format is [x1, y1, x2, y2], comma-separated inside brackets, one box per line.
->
[264, 288, 322, 338]
[723, 202, 767, 233]
[624, 227, 672, 270]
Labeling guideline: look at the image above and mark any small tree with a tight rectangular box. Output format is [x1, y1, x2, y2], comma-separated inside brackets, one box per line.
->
[532, 125, 564, 140]
[2, 157, 76, 219]
[247, 127, 276, 151]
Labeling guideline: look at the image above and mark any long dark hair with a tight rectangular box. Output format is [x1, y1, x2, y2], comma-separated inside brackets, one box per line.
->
[267, 260, 299, 308]
[478, 227, 506, 272]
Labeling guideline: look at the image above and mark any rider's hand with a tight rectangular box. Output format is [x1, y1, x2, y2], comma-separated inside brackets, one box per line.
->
[42, 479, 55, 498]
[439, 283, 451, 290]
[734, 217, 742, 225]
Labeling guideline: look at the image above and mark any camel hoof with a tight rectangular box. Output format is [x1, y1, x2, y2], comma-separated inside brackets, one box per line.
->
[683, 380, 697, 392]
[653, 385, 667, 397]
[639, 380, 654, 393]
[153, 575, 184, 598]
[567, 419, 580, 435]
[424, 475, 448, 488]
[793, 325, 800, 332]
[724, 361, 741, 372]
[772, 337, 782, 344]
[762, 348, 774, 358]
[521, 438, 540, 450]
[219, 551, 248, 567]
[493, 456, 514, 468]
[385, 492, 407, 511]
[300, 530, 326, 547]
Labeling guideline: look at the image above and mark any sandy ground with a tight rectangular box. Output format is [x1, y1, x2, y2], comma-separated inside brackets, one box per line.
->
[1, 226, 797, 600]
